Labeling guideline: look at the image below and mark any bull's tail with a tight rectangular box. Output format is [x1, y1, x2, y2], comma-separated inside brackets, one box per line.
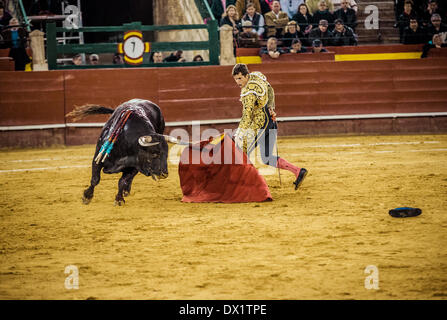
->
[65, 104, 114, 121]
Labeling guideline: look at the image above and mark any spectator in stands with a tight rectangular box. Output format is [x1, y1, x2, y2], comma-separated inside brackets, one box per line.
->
[220, 4, 241, 38]
[422, 1, 441, 26]
[395, 1, 428, 22]
[283, 20, 305, 47]
[292, 3, 314, 36]
[280, 0, 304, 19]
[264, 0, 289, 38]
[333, 0, 357, 31]
[259, 36, 287, 58]
[421, 33, 447, 57]
[1, 17, 30, 71]
[89, 54, 99, 65]
[164, 50, 186, 62]
[311, 38, 328, 52]
[238, 20, 260, 47]
[0, 1, 12, 28]
[332, 0, 357, 12]
[113, 53, 124, 65]
[207, 0, 239, 21]
[288, 38, 308, 52]
[260, 0, 275, 15]
[72, 53, 82, 66]
[306, 0, 334, 15]
[396, 0, 419, 43]
[309, 19, 333, 46]
[332, 18, 357, 46]
[426, 13, 447, 39]
[193, 54, 204, 61]
[403, 18, 429, 44]
[236, 0, 262, 19]
[150, 51, 163, 63]
[412, 0, 429, 17]
[394, 0, 406, 22]
[241, 2, 265, 38]
[312, 0, 335, 30]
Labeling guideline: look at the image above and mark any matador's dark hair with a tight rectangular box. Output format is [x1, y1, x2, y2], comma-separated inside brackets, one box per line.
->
[232, 63, 250, 76]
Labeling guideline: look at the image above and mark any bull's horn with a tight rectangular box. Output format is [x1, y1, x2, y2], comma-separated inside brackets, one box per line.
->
[162, 135, 191, 146]
[162, 135, 180, 144]
[139, 136, 160, 147]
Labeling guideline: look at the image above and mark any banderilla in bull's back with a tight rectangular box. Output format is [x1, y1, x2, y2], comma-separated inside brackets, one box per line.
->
[66, 98, 189, 206]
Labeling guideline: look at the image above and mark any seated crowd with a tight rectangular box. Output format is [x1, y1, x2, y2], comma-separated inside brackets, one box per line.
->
[395, 0, 447, 44]
[2, 0, 447, 70]
[215, 0, 447, 58]
[215, 0, 360, 58]
[0, 1, 30, 70]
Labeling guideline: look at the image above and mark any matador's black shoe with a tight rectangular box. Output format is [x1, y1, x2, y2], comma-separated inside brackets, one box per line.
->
[293, 168, 308, 190]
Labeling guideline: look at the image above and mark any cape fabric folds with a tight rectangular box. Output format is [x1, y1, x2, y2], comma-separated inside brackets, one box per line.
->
[178, 134, 272, 203]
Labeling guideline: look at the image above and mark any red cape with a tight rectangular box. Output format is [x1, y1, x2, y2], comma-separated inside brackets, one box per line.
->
[178, 134, 272, 203]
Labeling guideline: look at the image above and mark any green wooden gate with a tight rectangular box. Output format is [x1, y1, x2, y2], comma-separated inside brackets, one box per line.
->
[46, 20, 220, 69]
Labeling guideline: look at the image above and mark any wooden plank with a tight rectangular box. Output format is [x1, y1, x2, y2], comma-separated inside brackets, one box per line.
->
[64, 68, 160, 123]
[0, 71, 65, 126]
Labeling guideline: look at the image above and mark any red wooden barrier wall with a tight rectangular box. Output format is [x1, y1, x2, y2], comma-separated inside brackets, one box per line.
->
[1, 58, 447, 147]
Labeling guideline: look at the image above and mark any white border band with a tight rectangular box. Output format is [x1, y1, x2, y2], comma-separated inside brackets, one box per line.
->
[1, 112, 447, 131]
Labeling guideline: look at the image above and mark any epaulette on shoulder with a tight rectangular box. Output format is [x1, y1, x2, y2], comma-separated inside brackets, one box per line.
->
[241, 80, 266, 97]
[250, 71, 267, 82]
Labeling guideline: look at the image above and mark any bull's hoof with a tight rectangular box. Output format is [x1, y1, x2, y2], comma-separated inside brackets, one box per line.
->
[114, 199, 125, 206]
[160, 173, 168, 179]
[82, 196, 92, 205]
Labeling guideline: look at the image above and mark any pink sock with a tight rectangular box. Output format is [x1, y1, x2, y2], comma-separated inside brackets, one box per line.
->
[276, 157, 300, 178]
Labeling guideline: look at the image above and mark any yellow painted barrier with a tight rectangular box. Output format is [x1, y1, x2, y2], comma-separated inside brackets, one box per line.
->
[335, 52, 422, 61]
[236, 56, 262, 64]
[236, 51, 423, 64]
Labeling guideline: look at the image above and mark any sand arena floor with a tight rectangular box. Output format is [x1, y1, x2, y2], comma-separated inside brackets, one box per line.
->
[0, 134, 446, 300]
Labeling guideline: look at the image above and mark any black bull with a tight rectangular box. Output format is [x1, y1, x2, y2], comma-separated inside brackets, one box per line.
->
[66, 99, 179, 205]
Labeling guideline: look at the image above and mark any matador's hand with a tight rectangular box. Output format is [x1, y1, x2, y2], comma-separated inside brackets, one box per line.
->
[269, 109, 277, 122]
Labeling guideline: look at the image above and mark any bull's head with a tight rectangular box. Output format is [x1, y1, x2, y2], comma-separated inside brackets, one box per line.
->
[137, 134, 169, 181]
[138, 134, 190, 180]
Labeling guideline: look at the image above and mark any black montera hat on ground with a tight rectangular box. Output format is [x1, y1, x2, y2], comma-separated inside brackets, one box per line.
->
[389, 207, 422, 218]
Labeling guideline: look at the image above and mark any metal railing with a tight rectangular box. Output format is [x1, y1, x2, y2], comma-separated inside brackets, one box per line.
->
[17, 0, 31, 31]
[194, 0, 216, 21]
[46, 20, 220, 69]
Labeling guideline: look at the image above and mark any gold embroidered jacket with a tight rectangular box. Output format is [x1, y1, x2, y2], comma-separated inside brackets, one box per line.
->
[235, 72, 275, 152]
